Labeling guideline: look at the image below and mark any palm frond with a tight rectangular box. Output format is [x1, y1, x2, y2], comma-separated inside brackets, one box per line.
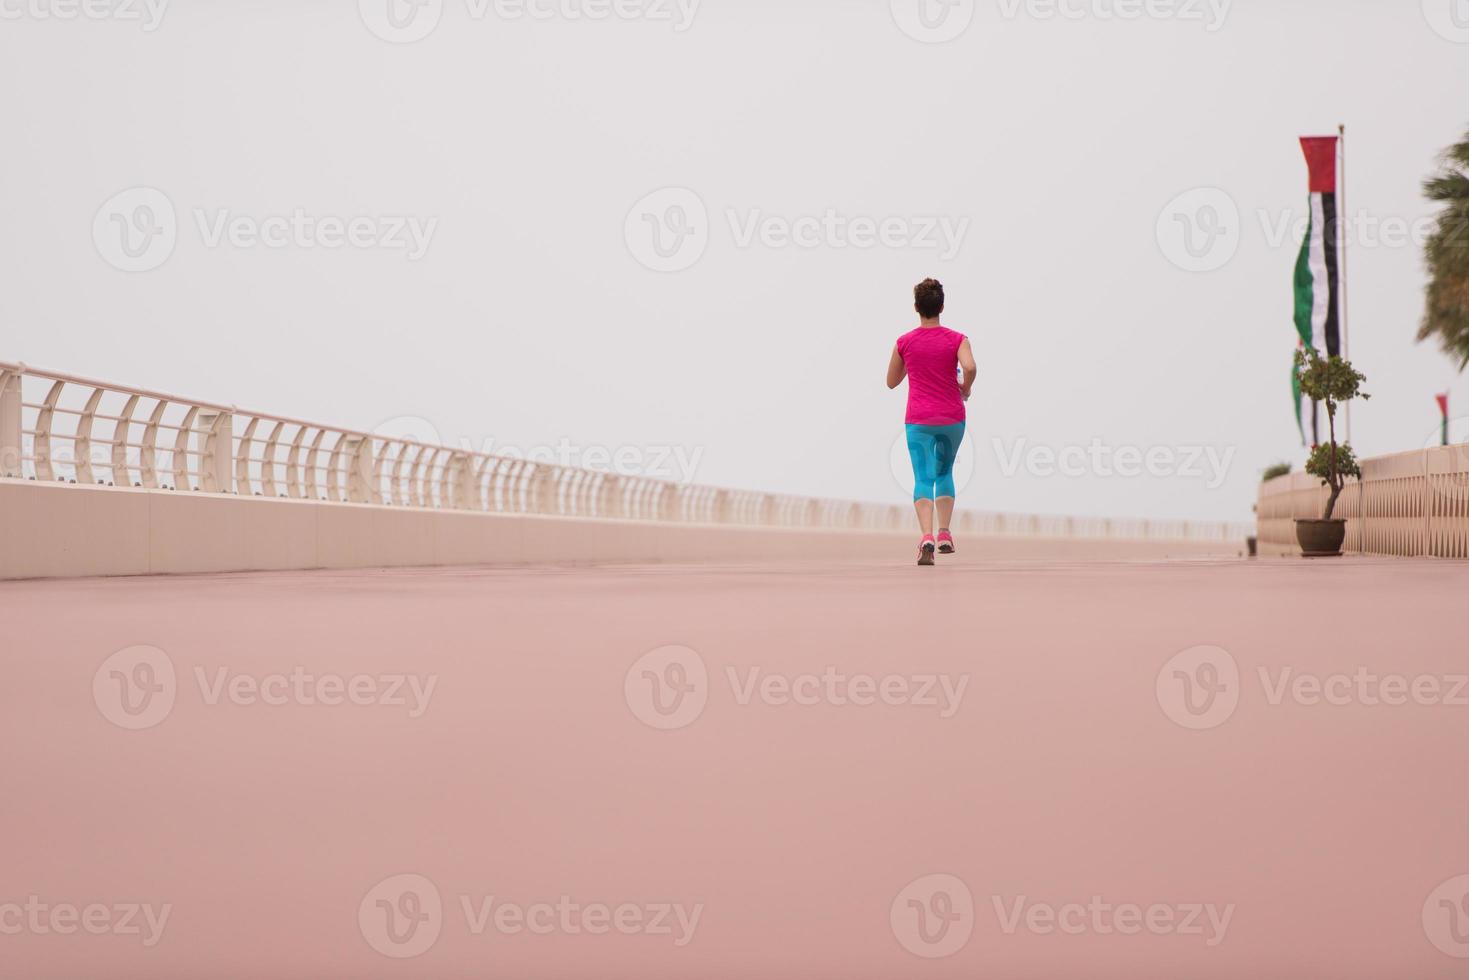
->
[1418, 126, 1469, 372]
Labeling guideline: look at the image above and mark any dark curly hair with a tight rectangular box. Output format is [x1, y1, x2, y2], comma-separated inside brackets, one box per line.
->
[914, 278, 945, 319]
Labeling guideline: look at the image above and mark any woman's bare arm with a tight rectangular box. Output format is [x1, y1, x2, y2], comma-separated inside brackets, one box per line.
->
[886, 346, 907, 390]
[957, 339, 977, 400]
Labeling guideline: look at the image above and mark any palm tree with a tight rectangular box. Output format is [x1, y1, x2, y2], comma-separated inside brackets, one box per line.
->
[1419, 128, 1469, 368]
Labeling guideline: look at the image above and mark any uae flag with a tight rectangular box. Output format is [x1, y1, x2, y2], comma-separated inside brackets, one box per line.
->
[1292, 135, 1342, 443]
[1294, 136, 1342, 357]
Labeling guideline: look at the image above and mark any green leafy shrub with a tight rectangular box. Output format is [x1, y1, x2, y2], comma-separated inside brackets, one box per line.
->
[1294, 348, 1370, 520]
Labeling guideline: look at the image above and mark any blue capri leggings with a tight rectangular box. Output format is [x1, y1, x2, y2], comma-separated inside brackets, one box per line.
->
[906, 423, 966, 502]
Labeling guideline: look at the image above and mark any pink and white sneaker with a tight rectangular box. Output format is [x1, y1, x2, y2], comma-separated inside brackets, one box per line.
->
[937, 529, 956, 555]
[917, 535, 937, 566]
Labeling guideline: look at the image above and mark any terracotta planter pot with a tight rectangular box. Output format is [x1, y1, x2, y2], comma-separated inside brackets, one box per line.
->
[1295, 518, 1347, 558]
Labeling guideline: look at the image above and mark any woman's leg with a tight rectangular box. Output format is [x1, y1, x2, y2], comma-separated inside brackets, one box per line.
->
[932, 423, 966, 531]
[936, 495, 956, 533]
[906, 425, 937, 537]
[914, 499, 935, 538]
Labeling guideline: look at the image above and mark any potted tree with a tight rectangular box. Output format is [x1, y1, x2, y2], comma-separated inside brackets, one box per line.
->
[1293, 348, 1370, 557]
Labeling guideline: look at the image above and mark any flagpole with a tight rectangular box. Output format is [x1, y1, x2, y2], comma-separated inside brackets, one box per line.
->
[1339, 123, 1352, 444]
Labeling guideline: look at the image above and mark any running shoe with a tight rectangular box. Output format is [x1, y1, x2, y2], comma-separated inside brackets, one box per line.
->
[937, 529, 956, 555]
[917, 536, 937, 566]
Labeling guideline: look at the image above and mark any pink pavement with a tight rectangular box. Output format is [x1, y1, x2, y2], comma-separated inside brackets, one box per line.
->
[3, 554, 1468, 978]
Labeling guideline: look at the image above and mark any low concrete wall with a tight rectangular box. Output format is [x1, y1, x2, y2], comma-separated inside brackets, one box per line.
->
[1256, 445, 1469, 558]
[0, 480, 1243, 580]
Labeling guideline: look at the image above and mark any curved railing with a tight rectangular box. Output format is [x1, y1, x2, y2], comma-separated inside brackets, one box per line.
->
[1257, 445, 1469, 557]
[0, 361, 1251, 543]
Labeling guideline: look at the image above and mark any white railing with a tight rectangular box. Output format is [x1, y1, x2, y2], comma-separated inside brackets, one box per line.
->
[1256, 445, 1469, 557]
[0, 361, 1251, 543]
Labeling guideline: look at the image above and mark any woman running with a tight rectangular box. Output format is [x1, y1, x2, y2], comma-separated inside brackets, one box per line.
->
[886, 278, 977, 566]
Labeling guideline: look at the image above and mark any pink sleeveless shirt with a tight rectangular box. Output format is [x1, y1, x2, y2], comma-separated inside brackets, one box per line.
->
[897, 326, 966, 425]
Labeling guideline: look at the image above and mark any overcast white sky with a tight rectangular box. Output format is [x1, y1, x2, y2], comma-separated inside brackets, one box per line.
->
[2, 0, 1466, 521]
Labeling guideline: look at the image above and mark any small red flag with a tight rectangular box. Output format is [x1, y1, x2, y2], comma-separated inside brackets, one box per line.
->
[1299, 136, 1339, 194]
[1437, 393, 1450, 418]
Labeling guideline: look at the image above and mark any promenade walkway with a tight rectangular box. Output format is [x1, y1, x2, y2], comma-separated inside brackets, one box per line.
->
[4, 552, 1467, 978]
